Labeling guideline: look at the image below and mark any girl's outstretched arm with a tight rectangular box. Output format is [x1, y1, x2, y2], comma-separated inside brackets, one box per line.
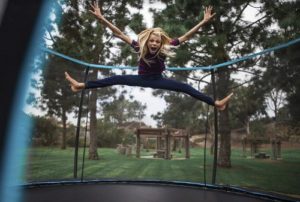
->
[89, 1, 132, 45]
[178, 6, 216, 44]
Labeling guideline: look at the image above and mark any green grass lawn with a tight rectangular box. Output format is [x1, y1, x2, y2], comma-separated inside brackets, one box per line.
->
[25, 147, 300, 198]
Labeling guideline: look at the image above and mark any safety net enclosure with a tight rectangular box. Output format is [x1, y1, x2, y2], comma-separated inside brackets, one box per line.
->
[1, 1, 300, 202]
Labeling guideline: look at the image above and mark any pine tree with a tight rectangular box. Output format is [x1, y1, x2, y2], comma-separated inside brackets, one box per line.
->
[40, 0, 144, 156]
[150, 0, 284, 167]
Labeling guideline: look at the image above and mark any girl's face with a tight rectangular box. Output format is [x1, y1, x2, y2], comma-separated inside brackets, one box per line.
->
[147, 33, 162, 54]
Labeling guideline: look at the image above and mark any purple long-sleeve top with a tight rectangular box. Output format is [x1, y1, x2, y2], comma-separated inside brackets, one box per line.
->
[130, 38, 180, 75]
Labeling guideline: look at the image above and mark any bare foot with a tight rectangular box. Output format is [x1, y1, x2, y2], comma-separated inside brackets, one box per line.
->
[65, 72, 85, 92]
[215, 92, 234, 111]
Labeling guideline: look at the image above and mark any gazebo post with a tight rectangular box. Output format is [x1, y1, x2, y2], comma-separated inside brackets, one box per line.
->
[136, 129, 141, 158]
[185, 130, 190, 159]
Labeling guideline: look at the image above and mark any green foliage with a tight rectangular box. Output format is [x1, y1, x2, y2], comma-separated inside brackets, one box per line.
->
[95, 94, 144, 147]
[97, 121, 122, 147]
[96, 120, 135, 147]
[230, 83, 267, 128]
[250, 121, 267, 138]
[152, 89, 208, 133]
[122, 131, 136, 145]
[128, 13, 146, 33]
[65, 124, 81, 147]
[149, 0, 300, 167]
[34, 0, 147, 151]
[102, 95, 146, 124]
[259, 1, 300, 122]
[31, 116, 60, 146]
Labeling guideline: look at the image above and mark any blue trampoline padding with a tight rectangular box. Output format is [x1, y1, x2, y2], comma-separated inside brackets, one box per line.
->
[41, 36, 300, 71]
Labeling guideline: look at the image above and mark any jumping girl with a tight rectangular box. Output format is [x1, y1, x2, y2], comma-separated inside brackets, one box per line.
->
[65, 2, 233, 110]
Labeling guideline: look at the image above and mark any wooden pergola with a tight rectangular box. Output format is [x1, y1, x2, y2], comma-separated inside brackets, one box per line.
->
[242, 136, 282, 160]
[135, 128, 190, 160]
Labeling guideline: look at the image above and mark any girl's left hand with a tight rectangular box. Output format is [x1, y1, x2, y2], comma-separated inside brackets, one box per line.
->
[203, 6, 216, 22]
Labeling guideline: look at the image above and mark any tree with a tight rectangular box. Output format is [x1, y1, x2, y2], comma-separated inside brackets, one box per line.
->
[151, 89, 207, 133]
[83, 0, 144, 159]
[260, 1, 300, 123]
[39, 0, 144, 157]
[31, 115, 60, 146]
[41, 1, 84, 149]
[266, 88, 286, 121]
[230, 83, 267, 136]
[150, 0, 285, 167]
[102, 95, 146, 125]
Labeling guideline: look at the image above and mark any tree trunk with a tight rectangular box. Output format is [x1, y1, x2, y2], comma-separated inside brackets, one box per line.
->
[89, 71, 99, 160]
[209, 120, 215, 155]
[245, 116, 250, 136]
[218, 108, 231, 167]
[217, 69, 231, 168]
[61, 108, 67, 150]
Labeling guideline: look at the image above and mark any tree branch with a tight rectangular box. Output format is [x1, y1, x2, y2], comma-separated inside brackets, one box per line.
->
[230, 13, 270, 36]
[229, 76, 259, 90]
[231, 2, 250, 30]
[44, 26, 56, 44]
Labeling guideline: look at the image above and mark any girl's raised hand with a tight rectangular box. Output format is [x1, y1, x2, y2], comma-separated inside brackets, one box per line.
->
[203, 6, 216, 22]
[89, 1, 104, 19]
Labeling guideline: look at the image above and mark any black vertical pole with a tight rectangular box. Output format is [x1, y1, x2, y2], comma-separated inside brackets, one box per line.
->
[211, 69, 219, 184]
[73, 66, 90, 179]
[81, 92, 90, 181]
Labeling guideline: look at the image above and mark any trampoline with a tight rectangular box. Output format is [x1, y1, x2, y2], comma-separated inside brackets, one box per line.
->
[1, 1, 300, 202]
[23, 180, 297, 202]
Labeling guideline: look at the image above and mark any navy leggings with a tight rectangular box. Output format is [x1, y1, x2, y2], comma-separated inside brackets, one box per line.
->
[85, 74, 215, 106]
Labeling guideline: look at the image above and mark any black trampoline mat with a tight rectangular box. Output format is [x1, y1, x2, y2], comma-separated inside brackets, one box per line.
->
[24, 183, 273, 202]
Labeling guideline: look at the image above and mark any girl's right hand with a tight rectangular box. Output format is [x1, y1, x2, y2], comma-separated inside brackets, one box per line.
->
[89, 1, 104, 20]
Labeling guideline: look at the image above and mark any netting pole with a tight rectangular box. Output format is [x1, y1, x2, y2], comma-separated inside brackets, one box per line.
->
[81, 92, 90, 181]
[73, 66, 90, 179]
[211, 69, 219, 184]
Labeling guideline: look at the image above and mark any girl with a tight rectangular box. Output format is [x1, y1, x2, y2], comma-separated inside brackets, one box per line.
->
[65, 2, 233, 110]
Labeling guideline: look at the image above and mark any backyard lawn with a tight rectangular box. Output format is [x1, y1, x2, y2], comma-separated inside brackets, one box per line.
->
[25, 146, 300, 198]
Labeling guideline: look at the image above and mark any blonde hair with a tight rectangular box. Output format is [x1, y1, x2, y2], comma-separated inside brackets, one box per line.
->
[137, 27, 176, 65]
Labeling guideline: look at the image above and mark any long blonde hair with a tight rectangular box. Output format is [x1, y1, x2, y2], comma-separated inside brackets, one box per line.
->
[137, 27, 176, 64]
